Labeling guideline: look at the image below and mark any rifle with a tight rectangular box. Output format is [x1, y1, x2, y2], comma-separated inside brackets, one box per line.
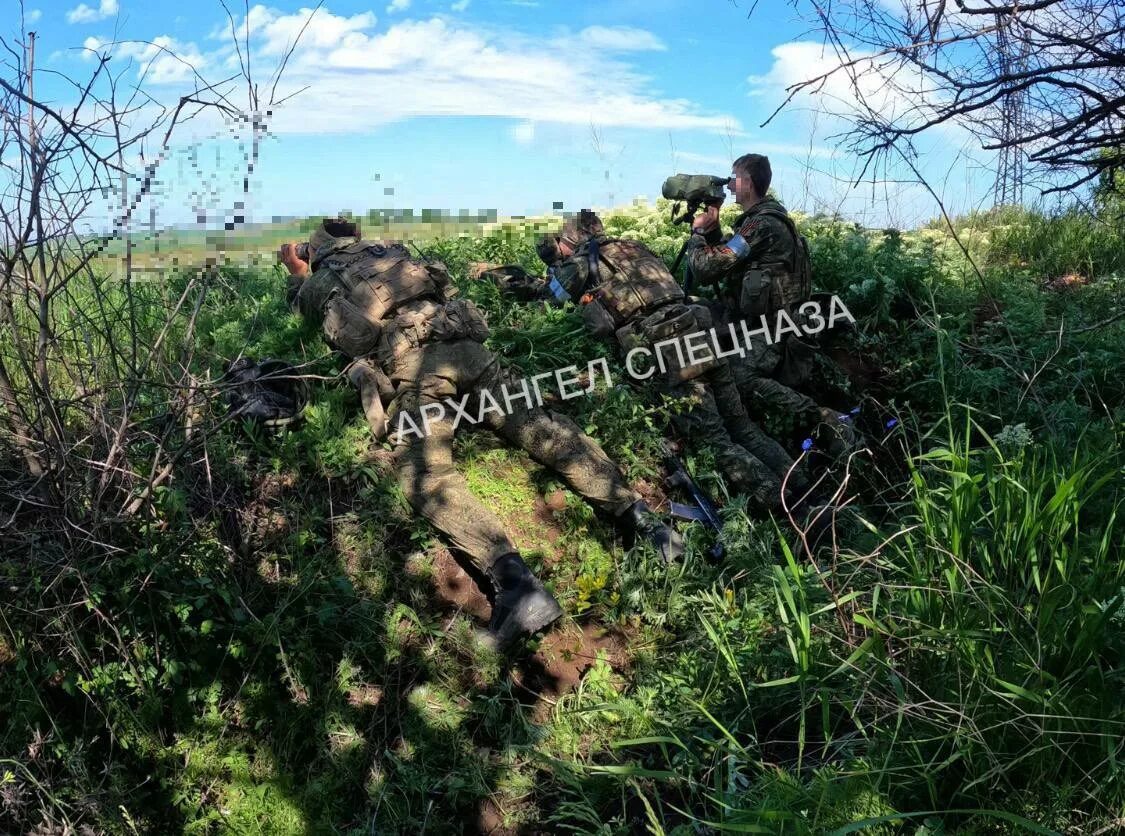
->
[662, 444, 725, 562]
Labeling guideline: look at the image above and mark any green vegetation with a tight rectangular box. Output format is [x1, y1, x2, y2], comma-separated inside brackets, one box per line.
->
[2, 199, 1123, 834]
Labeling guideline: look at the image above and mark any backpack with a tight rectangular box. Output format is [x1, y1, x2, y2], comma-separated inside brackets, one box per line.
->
[753, 203, 812, 307]
[222, 358, 308, 430]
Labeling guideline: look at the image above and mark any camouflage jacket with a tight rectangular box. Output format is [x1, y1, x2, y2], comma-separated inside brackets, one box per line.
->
[551, 235, 683, 317]
[485, 235, 682, 317]
[685, 198, 806, 317]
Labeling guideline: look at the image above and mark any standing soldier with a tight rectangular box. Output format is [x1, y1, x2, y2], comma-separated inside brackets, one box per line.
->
[279, 219, 681, 649]
[685, 154, 854, 446]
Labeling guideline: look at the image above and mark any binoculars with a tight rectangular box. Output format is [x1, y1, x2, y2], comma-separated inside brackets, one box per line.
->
[661, 173, 732, 207]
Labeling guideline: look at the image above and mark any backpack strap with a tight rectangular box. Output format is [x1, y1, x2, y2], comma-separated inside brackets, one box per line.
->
[750, 204, 802, 276]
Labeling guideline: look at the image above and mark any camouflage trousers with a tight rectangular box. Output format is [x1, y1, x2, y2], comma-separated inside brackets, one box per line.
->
[360, 339, 638, 569]
[662, 361, 807, 509]
[729, 339, 821, 428]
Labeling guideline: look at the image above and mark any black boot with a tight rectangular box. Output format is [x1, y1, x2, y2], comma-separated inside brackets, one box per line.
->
[617, 500, 684, 563]
[486, 553, 564, 648]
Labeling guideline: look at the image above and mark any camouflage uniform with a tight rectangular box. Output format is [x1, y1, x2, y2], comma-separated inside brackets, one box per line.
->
[290, 229, 640, 570]
[499, 223, 805, 508]
[685, 198, 822, 428]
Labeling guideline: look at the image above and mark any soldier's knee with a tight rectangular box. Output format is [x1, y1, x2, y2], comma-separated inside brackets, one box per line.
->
[395, 451, 456, 496]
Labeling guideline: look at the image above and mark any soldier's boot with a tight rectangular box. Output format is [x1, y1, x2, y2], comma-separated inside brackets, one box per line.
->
[486, 553, 564, 648]
[617, 500, 685, 563]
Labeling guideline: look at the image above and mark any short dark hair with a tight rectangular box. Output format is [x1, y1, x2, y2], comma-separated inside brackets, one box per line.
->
[732, 153, 771, 196]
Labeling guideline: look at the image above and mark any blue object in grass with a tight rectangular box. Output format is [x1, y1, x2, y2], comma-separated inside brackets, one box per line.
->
[801, 437, 814, 451]
[886, 418, 899, 429]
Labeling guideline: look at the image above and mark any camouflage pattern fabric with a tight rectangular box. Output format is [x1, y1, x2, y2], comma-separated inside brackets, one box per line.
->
[377, 339, 637, 566]
[291, 230, 641, 571]
[665, 361, 807, 508]
[686, 200, 825, 430]
[729, 340, 821, 428]
[685, 197, 806, 316]
[496, 225, 810, 508]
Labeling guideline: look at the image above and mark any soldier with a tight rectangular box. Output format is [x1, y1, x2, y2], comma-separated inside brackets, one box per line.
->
[685, 154, 854, 446]
[480, 210, 810, 511]
[279, 219, 682, 648]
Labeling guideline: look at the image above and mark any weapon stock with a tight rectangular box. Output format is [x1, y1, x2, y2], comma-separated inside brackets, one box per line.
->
[662, 445, 725, 562]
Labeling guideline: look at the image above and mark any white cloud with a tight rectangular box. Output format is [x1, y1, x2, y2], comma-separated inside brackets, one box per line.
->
[387, 0, 411, 12]
[66, 0, 118, 24]
[26, 9, 42, 23]
[748, 41, 944, 129]
[220, 13, 738, 136]
[574, 26, 665, 52]
[124, 37, 208, 84]
[451, 0, 470, 9]
[511, 121, 534, 144]
[81, 35, 207, 83]
[745, 40, 981, 223]
[219, 5, 377, 57]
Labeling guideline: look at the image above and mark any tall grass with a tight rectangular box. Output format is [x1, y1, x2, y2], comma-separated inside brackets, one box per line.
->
[4, 204, 1125, 833]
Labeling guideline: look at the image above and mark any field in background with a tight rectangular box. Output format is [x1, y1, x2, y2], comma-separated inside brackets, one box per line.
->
[92, 209, 572, 278]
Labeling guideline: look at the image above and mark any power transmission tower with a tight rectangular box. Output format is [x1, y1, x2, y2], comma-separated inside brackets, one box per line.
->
[993, 14, 1028, 207]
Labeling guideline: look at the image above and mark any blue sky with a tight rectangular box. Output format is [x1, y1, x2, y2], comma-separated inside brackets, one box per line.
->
[18, 0, 1003, 230]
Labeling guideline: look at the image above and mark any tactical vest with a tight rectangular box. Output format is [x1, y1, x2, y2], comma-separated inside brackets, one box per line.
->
[294, 239, 475, 363]
[571, 237, 717, 384]
[736, 204, 812, 317]
[577, 237, 684, 328]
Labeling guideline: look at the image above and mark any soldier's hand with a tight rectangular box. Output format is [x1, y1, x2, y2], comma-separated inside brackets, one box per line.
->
[468, 262, 500, 280]
[278, 242, 310, 278]
[691, 204, 721, 235]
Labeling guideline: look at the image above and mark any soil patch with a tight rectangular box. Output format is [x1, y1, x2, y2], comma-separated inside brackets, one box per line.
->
[430, 547, 492, 622]
[514, 622, 634, 722]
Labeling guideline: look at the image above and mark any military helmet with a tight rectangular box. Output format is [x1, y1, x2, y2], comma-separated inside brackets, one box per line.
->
[309, 217, 361, 253]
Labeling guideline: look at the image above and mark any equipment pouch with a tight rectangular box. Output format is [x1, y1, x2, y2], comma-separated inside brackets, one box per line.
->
[430, 298, 490, 343]
[323, 290, 384, 358]
[638, 303, 719, 384]
[581, 297, 617, 340]
[739, 268, 772, 319]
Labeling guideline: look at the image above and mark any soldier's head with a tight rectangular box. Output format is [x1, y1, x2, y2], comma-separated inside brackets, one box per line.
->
[538, 210, 604, 265]
[536, 234, 562, 266]
[309, 217, 360, 251]
[730, 154, 771, 208]
[561, 210, 603, 253]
